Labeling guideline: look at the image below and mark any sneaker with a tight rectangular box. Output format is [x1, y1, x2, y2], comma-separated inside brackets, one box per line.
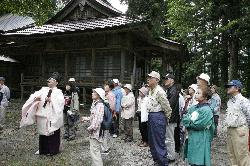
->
[35, 150, 39, 155]
[112, 134, 118, 138]
[101, 149, 110, 155]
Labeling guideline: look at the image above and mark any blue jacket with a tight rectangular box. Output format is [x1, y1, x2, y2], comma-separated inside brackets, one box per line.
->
[112, 87, 123, 113]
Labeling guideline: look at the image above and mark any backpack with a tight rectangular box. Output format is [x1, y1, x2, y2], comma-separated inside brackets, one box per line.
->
[99, 100, 112, 131]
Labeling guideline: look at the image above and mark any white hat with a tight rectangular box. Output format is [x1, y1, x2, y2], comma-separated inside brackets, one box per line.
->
[93, 88, 105, 100]
[112, 79, 119, 84]
[148, 71, 160, 80]
[139, 87, 149, 96]
[189, 84, 198, 93]
[197, 73, 210, 83]
[124, 84, 132, 91]
[68, 78, 76, 82]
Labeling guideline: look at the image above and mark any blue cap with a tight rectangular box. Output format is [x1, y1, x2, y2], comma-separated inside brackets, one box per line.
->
[0, 77, 5, 81]
[225, 80, 243, 89]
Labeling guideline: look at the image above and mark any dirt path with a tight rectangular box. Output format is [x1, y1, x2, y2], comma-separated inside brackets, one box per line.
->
[0, 100, 230, 166]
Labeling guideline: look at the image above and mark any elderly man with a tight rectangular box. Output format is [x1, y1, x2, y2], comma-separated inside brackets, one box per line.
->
[147, 71, 172, 166]
[224, 80, 250, 166]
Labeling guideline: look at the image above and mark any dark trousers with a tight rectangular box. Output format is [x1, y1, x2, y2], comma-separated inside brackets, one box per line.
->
[214, 115, 219, 136]
[110, 112, 120, 135]
[148, 112, 168, 166]
[174, 122, 181, 153]
[137, 113, 148, 143]
[39, 129, 60, 155]
[124, 118, 133, 140]
[63, 112, 76, 138]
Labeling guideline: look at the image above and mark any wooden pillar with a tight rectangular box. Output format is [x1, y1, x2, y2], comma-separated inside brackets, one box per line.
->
[131, 55, 136, 86]
[41, 53, 45, 78]
[82, 87, 86, 104]
[20, 73, 24, 101]
[91, 48, 96, 84]
[162, 49, 168, 74]
[64, 53, 69, 81]
[120, 48, 125, 82]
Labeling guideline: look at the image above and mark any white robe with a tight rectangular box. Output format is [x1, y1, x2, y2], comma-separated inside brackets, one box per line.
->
[20, 87, 64, 136]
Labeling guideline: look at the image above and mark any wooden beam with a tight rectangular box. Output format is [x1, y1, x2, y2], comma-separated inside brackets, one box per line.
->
[152, 40, 182, 52]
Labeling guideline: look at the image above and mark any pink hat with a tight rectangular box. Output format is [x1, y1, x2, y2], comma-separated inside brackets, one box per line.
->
[139, 87, 149, 96]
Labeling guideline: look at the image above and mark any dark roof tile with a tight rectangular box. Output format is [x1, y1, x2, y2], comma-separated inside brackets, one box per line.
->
[0, 14, 35, 32]
[5, 16, 141, 35]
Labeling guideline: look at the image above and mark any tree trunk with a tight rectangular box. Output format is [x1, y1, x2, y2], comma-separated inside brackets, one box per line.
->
[228, 37, 239, 80]
[246, 48, 250, 98]
[228, 0, 240, 81]
[220, 16, 229, 84]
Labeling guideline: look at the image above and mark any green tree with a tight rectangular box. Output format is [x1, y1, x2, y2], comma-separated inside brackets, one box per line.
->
[166, 0, 250, 95]
[0, 0, 57, 25]
[121, 0, 167, 36]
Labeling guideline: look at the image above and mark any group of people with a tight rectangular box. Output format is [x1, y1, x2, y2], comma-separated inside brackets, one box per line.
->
[10, 70, 250, 166]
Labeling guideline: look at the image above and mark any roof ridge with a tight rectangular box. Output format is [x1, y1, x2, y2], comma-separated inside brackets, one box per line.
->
[46, 0, 122, 24]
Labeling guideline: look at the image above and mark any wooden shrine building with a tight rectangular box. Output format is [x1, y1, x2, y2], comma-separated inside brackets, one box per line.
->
[0, 0, 187, 102]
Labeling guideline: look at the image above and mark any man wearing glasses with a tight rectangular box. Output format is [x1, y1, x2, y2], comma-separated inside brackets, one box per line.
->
[147, 71, 172, 166]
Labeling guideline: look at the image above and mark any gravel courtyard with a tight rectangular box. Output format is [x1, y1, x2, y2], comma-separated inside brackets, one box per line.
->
[0, 100, 230, 166]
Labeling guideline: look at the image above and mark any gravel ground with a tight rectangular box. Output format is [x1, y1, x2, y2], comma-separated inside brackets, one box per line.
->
[0, 100, 230, 166]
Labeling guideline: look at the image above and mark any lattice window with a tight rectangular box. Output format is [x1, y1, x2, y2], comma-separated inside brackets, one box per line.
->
[72, 51, 92, 79]
[95, 50, 121, 78]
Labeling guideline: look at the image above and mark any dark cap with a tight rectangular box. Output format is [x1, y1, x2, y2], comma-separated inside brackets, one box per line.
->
[225, 80, 243, 89]
[0, 77, 5, 81]
[47, 72, 61, 83]
[163, 73, 175, 80]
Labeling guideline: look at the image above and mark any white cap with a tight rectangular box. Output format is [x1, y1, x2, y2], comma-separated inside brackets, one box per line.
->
[189, 84, 198, 93]
[93, 88, 105, 100]
[148, 71, 160, 80]
[112, 79, 119, 84]
[68, 78, 76, 82]
[197, 73, 210, 83]
[124, 84, 132, 91]
[139, 87, 149, 96]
